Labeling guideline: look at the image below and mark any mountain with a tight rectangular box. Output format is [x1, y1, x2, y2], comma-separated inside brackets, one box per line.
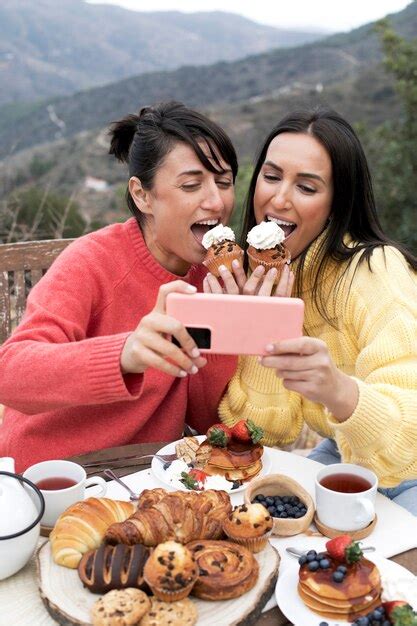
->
[0, 1, 415, 161]
[0, 0, 326, 106]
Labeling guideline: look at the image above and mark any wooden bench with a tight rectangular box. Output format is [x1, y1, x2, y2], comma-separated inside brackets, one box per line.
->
[0, 238, 74, 422]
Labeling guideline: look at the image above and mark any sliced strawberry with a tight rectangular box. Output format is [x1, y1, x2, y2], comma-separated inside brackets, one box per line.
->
[231, 419, 264, 444]
[325, 535, 363, 563]
[188, 468, 208, 484]
[206, 424, 231, 447]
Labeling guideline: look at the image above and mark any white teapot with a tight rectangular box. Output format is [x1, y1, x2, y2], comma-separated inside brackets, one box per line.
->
[0, 457, 45, 580]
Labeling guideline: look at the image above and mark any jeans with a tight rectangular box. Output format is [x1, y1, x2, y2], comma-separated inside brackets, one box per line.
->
[308, 438, 417, 517]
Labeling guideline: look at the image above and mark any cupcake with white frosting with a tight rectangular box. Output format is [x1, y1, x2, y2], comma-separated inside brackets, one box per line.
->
[246, 221, 291, 282]
[202, 224, 244, 276]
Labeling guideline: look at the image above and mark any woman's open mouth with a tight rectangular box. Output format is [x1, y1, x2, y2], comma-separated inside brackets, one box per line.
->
[190, 219, 219, 245]
[266, 216, 297, 240]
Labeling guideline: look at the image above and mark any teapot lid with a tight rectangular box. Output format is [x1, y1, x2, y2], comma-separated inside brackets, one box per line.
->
[0, 470, 45, 538]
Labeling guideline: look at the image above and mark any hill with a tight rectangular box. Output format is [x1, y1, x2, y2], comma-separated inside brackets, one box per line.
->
[0, 0, 325, 106]
[0, 1, 415, 160]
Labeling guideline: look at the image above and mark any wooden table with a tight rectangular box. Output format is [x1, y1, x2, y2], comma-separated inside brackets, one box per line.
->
[71, 442, 417, 626]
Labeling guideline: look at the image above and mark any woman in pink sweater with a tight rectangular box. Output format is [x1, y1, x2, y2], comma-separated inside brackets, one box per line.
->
[0, 101, 238, 471]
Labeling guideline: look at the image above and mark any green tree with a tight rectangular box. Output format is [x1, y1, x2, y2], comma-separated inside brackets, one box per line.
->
[371, 20, 417, 251]
[229, 162, 253, 240]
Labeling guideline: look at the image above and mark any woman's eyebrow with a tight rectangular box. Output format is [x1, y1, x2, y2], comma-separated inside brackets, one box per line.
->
[177, 167, 233, 178]
[264, 160, 325, 184]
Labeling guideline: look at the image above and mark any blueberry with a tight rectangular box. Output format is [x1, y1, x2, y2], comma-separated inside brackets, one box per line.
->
[265, 496, 275, 506]
[298, 554, 307, 565]
[274, 496, 283, 504]
[317, 552, 327, 560]
[291, 496, 300, 505]
[356, 617, 369, 626]
[306, 551, 317, 561]
[371, 608, 384, 620]
[382, 621, 391, 626]
[319, 558, 330, 569]
[267, 506, 276, 515]
[319, 622, 329, 626]
[256, 493, 266, 501]
[163, 462, 170, 470]
[307, 560, 320, 571]
[332, 570, 344, 582]
[337, 565, 347, 574]
[231, 481, 240, 490]
[280, 511, 288, 518]
[282, 496, 290, 503]
[276, 504, 285, 512]
[294, 511, 304, 518]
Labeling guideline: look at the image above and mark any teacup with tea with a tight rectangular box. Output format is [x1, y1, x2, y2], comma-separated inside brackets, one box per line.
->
[23, 459, 106, 527]
[315, 463, 378, 531]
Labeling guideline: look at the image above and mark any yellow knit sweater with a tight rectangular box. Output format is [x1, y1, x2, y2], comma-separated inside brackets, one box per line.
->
[219, 239, 417, 487]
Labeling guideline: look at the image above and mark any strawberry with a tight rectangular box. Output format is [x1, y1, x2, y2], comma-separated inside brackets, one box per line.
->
[180, 469, 208, 491]
[206, 424, 231, 447]
[231, 419, 264, 444]
[188, 468, 208, 484]
[325, 535, 363, 563]
[382, 601, 417, 626]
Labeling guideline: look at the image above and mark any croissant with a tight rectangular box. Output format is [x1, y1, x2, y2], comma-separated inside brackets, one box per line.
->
[50, 497, 135, 568]
[78, 543, 150, 593]
[105, 489, 231, 547]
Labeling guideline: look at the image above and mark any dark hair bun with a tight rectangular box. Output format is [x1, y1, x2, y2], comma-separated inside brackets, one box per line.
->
[108, 114, 140, 163]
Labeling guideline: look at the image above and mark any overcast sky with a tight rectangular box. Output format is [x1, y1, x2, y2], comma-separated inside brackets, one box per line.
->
[87, 0, 411, 31]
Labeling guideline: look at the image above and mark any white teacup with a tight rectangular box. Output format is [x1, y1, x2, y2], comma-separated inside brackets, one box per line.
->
[23, 460, 106, 527]
[315, 463, 378, 532]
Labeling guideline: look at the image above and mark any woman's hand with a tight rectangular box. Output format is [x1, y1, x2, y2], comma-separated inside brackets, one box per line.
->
[259, 337, 359, 421]
[120, 281, 207, 377]
[203, 259, 294, 298]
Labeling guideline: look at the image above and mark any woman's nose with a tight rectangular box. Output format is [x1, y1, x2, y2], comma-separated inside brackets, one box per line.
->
[201, 184, 224, 212]
[272, 187, 292, 210]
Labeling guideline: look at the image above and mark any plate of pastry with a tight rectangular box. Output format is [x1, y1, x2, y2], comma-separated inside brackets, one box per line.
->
[275, 539, 417, 626]
[152, 422, 272, 494]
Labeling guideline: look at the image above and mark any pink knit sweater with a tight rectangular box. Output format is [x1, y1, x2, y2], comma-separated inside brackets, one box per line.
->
[0, 219, 237, 471]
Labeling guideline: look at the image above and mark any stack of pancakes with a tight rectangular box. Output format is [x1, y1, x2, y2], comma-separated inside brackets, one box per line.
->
[298, 555, 381, 621]
[196, 440, 263, 483]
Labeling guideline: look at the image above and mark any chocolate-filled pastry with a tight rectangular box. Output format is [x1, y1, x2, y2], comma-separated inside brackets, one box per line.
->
[78, 543, 150, 594]
[187, 539, 259, 600]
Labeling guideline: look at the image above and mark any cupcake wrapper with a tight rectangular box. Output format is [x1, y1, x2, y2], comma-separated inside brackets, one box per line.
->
[147, 582, 195, 603]
[247, 250, 289, 284]
[203, 249, 244, 277]
[224, 529, 273, 554]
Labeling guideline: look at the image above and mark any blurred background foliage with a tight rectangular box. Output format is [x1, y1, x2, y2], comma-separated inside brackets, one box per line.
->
[0, 19, 416, 251]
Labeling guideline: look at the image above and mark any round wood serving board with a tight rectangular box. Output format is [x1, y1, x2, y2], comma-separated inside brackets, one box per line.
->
[37, 541, 280, 626]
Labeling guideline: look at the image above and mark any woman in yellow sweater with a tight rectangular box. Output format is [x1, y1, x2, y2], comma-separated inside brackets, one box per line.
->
[205, 108, 417, 514]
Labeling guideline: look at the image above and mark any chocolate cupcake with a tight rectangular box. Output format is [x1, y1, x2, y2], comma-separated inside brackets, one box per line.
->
[202, 224, 244, 276]
[246, 221, 290, 283]
[222, 503, 273, 553]
[143, 541, 198, 602]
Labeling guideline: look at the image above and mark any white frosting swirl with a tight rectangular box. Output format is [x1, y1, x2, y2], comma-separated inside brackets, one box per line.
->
[246, 221, 285, 250]
[202, 224, 235, 250]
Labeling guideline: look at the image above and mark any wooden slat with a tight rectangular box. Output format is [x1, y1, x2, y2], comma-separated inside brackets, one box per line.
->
[0, 239, 74, 272]
[0, 238, 74, 344]
[0, 270, 11, 344]
[14, 270, 27, 327]
[30, 269, 43, 286]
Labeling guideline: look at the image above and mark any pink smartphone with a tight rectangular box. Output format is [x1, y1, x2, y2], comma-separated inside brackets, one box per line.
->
[166, 293, 304, 355]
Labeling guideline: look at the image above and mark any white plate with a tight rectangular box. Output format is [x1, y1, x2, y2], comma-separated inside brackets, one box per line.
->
[151, 435, 272, 494]
[275, 553, 414, 626]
